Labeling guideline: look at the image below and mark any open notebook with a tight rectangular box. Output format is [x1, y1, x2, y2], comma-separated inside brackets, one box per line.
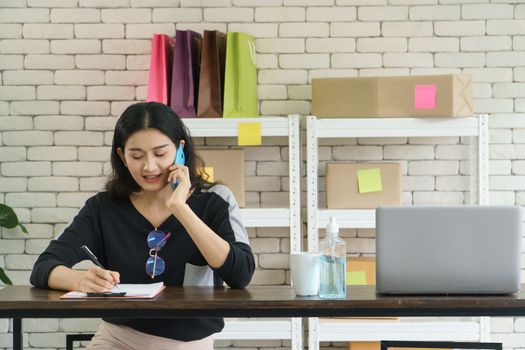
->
[60, 282, 165, 299]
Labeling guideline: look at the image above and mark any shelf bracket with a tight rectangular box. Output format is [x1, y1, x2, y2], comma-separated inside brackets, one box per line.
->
[307, 116, 319, 253]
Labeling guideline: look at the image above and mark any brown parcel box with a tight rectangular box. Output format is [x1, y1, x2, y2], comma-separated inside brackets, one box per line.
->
[312, 74, 474, 118]
[326, 163, 401, 209]
[344, 257, 398, 321]
[347, 257, 376, 285]
[349, 342, 448, 350]
[195, 148, 245, 207]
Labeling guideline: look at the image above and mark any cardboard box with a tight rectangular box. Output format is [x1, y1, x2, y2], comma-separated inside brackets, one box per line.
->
[195, 148, 245, 207]
[312, 74, 474, 118]
[344, 257, 398, 321]
[349, 342, 449, 350]
[326, 163, 401, 209]
[349, 341, 380, 350]
[347, 257, 376, 286]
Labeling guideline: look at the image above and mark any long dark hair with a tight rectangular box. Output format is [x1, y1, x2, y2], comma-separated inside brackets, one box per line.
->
[105, 102, 213, 199]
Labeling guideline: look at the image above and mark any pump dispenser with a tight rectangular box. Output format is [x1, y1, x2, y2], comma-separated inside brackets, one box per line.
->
[319, 217, 346, 298]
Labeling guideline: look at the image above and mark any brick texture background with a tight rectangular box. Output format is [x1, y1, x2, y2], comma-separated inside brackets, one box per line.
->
[1, 0, 525, 349]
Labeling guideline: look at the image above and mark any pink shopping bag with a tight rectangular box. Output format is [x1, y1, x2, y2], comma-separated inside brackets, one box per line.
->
[146, 34, 175, 105]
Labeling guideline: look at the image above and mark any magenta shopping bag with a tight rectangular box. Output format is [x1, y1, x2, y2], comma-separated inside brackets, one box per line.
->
[170, 30, 202, 118]
[146, 34, 174, 105]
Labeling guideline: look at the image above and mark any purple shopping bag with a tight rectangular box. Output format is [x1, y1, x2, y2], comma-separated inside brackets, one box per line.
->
[170, 30, 202, 118]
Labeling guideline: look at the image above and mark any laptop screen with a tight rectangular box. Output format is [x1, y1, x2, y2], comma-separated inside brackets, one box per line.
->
[376, 206, 521, 294]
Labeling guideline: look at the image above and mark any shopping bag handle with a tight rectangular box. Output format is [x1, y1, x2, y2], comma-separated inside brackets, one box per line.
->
[247, 40, 256, 66]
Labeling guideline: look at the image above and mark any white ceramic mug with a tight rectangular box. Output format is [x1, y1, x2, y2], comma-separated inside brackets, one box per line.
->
[290, 252, 320, 296]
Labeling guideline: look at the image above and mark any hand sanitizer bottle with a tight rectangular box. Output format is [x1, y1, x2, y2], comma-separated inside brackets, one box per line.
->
[319, 217, 346, 299]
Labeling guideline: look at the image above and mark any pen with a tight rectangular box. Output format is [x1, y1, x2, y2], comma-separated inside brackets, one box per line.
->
[80, 245, 120, 290]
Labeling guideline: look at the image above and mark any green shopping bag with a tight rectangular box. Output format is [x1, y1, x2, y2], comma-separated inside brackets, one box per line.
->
[223, 32, 259, 118]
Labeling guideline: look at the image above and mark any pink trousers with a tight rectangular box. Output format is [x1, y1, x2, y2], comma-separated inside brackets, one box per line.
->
[86, 320, 214, 350]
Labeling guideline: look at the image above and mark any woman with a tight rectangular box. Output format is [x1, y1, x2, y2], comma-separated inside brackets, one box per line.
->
[30, 102, 255, 349]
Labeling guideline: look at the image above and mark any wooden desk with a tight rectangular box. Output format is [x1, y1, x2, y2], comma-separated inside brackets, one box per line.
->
[2, 285, 525, 350]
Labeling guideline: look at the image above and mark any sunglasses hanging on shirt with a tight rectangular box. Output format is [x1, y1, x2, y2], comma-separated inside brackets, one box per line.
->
[145, 229, 171, 278]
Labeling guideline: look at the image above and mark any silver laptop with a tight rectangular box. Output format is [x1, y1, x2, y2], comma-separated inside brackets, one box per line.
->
[376, 206, 522, 294]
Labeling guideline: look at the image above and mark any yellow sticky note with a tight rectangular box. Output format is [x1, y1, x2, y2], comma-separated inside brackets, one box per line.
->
[357, 168, 382, 193]
[238, 122, 261, 146]
[197, 167, 214, 182]
[346, 270, 367, 285]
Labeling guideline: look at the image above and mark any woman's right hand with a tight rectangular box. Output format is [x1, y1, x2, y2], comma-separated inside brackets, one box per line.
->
[75, 266, 120, 293]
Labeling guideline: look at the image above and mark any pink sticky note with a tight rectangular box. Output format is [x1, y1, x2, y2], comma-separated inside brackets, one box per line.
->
[414, 84, 436, 110]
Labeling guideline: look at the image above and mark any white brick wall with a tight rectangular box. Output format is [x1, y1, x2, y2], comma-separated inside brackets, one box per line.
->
[50, 9, 100, 23]
[1, 1, 525, 349]
[51, 40, 100, 55]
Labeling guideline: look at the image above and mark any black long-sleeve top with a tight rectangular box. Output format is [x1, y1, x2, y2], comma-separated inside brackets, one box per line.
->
[30, 184, 255, 341]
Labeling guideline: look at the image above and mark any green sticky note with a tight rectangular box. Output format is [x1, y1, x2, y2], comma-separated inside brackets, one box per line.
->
[357, 168, 382, 193]
[346, 270, 367, 285]
[238, 122, 262, 146]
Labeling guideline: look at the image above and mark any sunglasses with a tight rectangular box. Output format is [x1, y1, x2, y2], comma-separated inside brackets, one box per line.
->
[145, 229, 171, 279]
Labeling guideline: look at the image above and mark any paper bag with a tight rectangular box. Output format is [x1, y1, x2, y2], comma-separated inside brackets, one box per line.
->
[170, 30, 202, 118]
[146, 34, 174, 105]
[223, 32, 259, 118]
[197, 30, 227, 118]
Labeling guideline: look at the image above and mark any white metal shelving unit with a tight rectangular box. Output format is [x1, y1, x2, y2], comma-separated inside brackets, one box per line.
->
[184, 116, 302, 349]
[306, 115, 490, 350]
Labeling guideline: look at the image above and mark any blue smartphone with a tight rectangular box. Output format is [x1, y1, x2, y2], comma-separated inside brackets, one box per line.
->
[170, 141, 185, 190]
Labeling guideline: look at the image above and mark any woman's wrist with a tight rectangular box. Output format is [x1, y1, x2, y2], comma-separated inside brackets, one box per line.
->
[48, 265, 83, 291]
[169, 202, 191, 218]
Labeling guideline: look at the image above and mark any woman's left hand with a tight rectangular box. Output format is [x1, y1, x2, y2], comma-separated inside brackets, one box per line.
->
[166, 163, 191, 214]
